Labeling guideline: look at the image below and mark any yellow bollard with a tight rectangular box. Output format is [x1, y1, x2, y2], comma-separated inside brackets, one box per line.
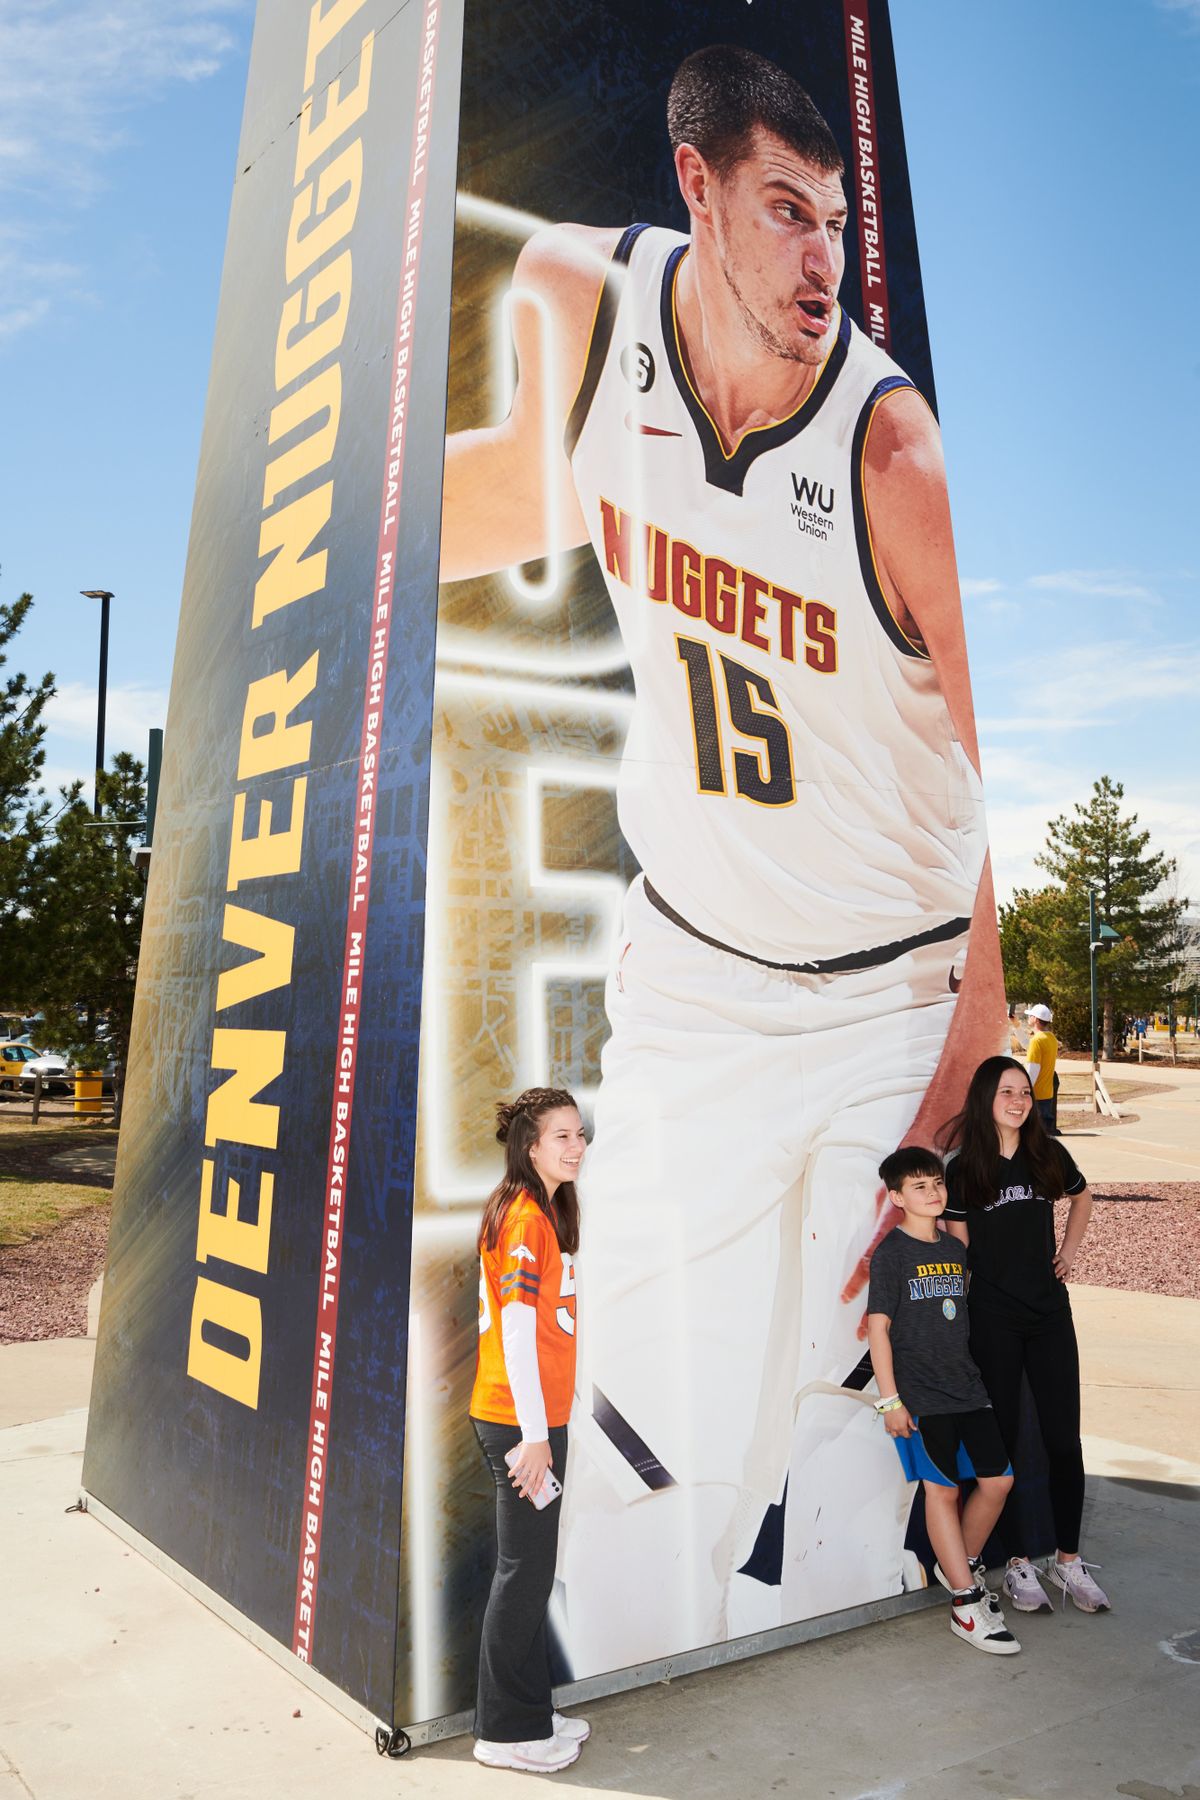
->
[74, 1069, 103, 1117]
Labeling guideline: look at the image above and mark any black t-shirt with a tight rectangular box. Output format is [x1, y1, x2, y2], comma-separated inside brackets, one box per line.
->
[943, 1140, 1087, 1329]
[867, 1226, 990, 1416]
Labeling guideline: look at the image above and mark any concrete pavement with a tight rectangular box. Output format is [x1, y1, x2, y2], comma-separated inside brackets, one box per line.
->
[1, 1405, 1198, 1800]
[3, 1078, 1200, 1800]
[1060, 1059, 1200, 1183]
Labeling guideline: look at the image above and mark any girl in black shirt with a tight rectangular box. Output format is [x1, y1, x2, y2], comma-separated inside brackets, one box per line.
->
[940, 1056, 1110, 1615]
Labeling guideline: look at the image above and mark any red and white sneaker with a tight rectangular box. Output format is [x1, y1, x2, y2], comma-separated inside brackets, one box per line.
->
[1049, 1558, 1111, 1612]
[551, 1711, 591, 1744]
[949, 1590, 1021, 1655]
[1003, 1557, 1053, 1612]
[473, 1733, 581, 1772]
[935, 1556, 1002, 1615]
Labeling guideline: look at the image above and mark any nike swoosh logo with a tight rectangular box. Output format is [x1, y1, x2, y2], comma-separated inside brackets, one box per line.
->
[956, 1614, 975, 1631]
[623, 413, 681, 437]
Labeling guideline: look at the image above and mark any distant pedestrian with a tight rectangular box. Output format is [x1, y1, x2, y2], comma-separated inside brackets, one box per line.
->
[1007, 1006, 1026, 1059]
[1024, 1004, 1059, 1135]
[940, 1057, 1110, 1616]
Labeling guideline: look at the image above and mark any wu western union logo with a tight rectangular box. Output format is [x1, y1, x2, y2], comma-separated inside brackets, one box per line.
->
[186, 0, 376, 1413]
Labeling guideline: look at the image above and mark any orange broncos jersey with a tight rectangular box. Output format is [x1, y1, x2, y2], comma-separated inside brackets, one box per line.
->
[470, 1191, 577, 1428]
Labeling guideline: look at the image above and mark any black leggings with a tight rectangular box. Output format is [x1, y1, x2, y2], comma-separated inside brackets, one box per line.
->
[473, 1419, 568, 1744]
[968, 1307, 1085, 1556]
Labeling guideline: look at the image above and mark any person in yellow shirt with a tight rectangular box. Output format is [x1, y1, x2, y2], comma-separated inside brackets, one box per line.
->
[1025, 1005, 1059, 1135]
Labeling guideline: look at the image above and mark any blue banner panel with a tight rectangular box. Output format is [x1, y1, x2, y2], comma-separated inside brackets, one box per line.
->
[83, 0, 464, 1722]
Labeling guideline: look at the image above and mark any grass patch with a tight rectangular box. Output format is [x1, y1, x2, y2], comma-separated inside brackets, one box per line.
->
[0, 1175, 110, 1247]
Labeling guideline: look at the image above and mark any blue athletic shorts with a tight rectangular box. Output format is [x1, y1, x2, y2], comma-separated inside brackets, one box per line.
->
[891, 1407, 1012, 1488]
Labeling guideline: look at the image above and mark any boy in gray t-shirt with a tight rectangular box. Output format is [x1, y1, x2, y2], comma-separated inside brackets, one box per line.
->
[867, 1146, 1020, 1657]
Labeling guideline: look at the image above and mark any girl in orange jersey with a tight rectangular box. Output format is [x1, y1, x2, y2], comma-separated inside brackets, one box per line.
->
[470, 1086, 589, 1775]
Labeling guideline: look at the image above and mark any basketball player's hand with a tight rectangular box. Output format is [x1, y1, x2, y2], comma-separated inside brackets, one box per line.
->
[840, 1181, 895, 1334]
[509, 1439, 553, 1502]
[883, 1405, 913, 1440]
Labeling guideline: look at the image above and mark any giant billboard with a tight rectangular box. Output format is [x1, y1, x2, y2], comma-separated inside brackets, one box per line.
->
[399, 0, 1003, 1725]
[84, 0, 1004, 1742]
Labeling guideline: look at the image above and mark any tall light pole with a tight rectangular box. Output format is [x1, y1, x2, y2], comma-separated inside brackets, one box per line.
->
[80, 589, 114, 815]
[1088, 886, 1121, 1108]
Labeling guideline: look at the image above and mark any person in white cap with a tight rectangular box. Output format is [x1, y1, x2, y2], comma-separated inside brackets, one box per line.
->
[1025, 1006, 1059, 1136]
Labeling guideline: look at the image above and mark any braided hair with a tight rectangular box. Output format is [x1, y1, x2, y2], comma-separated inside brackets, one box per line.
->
[477, 1086, 581, 1254]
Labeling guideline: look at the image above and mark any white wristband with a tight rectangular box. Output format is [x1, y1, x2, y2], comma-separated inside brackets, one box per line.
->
[873, 1394, 900, 1413]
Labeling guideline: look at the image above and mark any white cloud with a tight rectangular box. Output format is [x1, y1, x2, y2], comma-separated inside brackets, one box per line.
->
[978, 740, 1200, 909]
[0, 0, 247, 338]
[1026, 569, 1161, 604]
[0, 227, 87, 339]
[45, 680, 168, 745]
[978, 641, 1200, 735]
[960, 578, 1003, 598]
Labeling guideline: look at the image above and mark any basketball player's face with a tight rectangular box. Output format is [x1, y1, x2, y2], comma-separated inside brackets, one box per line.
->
[711, 130, 847, 365]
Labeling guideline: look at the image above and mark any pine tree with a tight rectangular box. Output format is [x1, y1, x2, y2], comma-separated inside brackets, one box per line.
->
[0, 591, 55, 997]
[999, 777, 1187, 1055]
[26, 753, 147, 1068]
[0, 594, 55, 979]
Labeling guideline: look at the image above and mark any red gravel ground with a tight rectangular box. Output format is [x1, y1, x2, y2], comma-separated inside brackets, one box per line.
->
[0, 1204, 111, 1343]
[1, 1186, 1195, 1345]
[1056, 1184, 1200, 1300]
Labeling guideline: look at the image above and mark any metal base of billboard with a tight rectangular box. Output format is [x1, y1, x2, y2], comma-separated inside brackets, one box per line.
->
[77, 1490, 392, 1744]
[83, 1478, 944, 1748]
[407, 1583, 945, 1746]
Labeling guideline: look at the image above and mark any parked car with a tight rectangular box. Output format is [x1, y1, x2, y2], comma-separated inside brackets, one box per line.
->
[0, 1042, 43, 1089]
[17, 1052, 73, 1096]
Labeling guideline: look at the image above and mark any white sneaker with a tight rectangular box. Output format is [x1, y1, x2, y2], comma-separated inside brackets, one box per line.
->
[934, 1556, 1002, 1615]
[949, 1591, 1021, 1655]
[1049, 1557, 1110, 1613]
[473, 1733, 581, 1772]
[552, 1711, 591, 1743]
[1003, 1556, 1053, 1613]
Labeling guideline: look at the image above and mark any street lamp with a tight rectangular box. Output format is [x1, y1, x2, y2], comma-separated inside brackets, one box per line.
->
[1088, 887, 1122, 1090]
[80, 589, 114, 816]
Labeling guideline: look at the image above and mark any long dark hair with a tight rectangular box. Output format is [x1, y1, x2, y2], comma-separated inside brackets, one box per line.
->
[938, 1055, 1065, 1210]
[477, 1086, 581, 1255]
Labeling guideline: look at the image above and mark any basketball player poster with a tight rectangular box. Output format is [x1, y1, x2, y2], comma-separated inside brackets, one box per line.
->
[407, 0, 1003, 1724]
[79, 0, 1003, 1745]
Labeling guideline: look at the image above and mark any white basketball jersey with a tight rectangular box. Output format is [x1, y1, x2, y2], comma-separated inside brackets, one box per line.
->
[568, 225, 985, 967]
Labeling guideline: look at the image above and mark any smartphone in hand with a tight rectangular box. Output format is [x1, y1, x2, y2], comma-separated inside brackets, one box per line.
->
[504, 1446, 563, 1509]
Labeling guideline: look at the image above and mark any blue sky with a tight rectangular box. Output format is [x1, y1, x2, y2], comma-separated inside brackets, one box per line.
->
[2, 0, 1197, 907]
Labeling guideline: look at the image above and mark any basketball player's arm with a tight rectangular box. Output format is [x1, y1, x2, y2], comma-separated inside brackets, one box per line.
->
[866, 387, 1007, 1100]
[840, 398, 1007, 1314]
[438, 225, 622, 582]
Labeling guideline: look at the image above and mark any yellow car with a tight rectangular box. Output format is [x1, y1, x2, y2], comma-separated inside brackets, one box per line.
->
[0, 1042, 43, 1090]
